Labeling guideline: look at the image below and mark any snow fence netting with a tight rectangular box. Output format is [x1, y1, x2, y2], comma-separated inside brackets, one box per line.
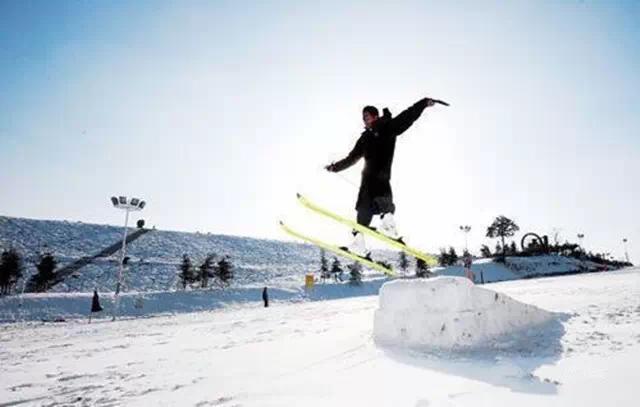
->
[373, 276, 555, 350]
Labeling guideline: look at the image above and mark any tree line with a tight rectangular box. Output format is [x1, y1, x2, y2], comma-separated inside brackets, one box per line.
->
[177, 253, 234, 289]
[319, 250, 363, 284]
[476, 215, 631, 268]
[0, 248, 58, 295]
[317, 249, 432, 283]
[0, 247, 238, 296]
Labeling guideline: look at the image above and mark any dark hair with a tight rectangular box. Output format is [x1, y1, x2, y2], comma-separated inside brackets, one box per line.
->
[362, 105, 379, 117]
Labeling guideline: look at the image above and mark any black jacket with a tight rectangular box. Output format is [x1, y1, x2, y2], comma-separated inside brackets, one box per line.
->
[330, 98, 430, 208]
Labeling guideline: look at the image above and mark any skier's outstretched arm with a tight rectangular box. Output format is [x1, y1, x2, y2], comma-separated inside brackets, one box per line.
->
[326, 137, 365, 172]
[389, 98, 435, 137]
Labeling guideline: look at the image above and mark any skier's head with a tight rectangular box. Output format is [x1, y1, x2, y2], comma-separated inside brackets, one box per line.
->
[362, 105, 379, 128]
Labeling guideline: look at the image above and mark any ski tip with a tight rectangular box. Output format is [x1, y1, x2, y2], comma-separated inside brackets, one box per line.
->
[295, 192, 302, 199]
[277, 220, 284, 226]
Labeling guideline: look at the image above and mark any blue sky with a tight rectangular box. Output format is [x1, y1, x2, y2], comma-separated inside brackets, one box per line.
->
[1, 0, 638, 262]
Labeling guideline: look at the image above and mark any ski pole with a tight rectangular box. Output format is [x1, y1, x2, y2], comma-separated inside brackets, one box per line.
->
[318, 165, 359, 189]
[335, 172, 359, 189]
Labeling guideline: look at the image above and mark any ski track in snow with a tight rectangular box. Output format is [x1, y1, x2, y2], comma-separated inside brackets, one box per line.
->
[1, 268, 639, 406]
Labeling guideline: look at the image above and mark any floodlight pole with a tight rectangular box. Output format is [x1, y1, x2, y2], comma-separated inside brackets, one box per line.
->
[464, 230, 468, 253]
[110, 195, 145, 321]
[113, 208, 130, 321]
[623, 238, 630, 263]
[459, 225, 471, 253]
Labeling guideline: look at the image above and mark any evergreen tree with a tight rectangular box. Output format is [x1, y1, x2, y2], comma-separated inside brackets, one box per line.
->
[330, 257, 343, 282]
[438, 247, 459, 266]
[448, 247, 459, 265]
[510, 241, 518, 255]
[34, 252, 57, 292]
[415, 258, 430, 278]
[348, 262, 362, 285]
[486, 216, 520, 259]
[438, 248, 449, 267]
[398, 251, 409, 275]
[214, 256, 234, 287]
[480, 245, 492, 258]
[319, 249, 330, 281]
[198, 254, 216, 288]
[178, 254, 194, 290]
[0, 248, 23, 295]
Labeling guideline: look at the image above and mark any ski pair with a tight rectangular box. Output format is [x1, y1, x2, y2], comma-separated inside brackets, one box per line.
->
[278, 221, 394, 275]
[280, 194, 437, 276]
[295, 194, 438, 266]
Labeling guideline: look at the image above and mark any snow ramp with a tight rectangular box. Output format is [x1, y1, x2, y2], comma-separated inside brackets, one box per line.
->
[373, 277, 555, 350]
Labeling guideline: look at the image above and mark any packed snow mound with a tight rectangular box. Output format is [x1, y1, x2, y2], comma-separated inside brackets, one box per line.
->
[373, 277, 555, 350]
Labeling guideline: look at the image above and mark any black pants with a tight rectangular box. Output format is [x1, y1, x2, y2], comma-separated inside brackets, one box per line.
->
[355, 176, 395, 228]
[356, 196, 395, 227]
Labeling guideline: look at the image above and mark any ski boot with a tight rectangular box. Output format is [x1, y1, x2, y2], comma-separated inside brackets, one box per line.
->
[379, 213, 405, 245]
[340, 231, 372, 260]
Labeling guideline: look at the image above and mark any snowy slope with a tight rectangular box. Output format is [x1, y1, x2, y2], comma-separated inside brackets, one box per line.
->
[0, 217, 124, 267]
[0, 216, 398, 293]
[435, 255, 604, 283]
[1, 268, 639, 406]
[0, 215, 612, 296]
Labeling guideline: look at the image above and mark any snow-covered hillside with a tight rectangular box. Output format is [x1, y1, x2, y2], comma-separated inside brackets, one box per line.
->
[435, 256, 605, 283]
[0, 216, 398, 293]
[1, 216, 611, 297]
[2, 268, 639, 406]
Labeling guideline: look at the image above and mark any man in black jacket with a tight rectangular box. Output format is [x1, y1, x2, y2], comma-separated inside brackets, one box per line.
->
[325, 97, 438, 257]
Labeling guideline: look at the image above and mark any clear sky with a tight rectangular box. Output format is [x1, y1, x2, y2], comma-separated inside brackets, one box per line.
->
[1, 0, 638, 262]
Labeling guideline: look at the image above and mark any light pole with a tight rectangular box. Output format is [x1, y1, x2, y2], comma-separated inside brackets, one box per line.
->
[577, 233, 585, 250]
[459, 225, 471, 253]
[552, 227, 562, 246]
[623, 238, 630, 263]
[110, 196, 146, 321]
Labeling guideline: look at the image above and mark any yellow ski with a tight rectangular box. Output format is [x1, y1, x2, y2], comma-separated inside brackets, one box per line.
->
[296, 193, 438, 266]
[278, 221, 395, 276]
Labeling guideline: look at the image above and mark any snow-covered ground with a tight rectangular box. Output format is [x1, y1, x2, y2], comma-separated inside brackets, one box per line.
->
[435, 255, 604, 283]
[2, 268, 639, 406]
[0, 277, 390, 323]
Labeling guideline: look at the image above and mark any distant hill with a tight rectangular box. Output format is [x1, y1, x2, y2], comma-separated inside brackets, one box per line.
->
[0, 216, 615, 296]
[0, 216, 397, 293]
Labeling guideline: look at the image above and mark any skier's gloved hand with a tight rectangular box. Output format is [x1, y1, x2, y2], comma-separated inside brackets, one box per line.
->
[325, 162, 337, 172]
[423, 97, 449, 107]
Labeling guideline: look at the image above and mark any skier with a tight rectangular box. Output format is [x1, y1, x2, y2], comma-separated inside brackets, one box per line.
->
[262, 286, 269, 308]
[89, 288, 103, 323]
[325, 97, 441, 257]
